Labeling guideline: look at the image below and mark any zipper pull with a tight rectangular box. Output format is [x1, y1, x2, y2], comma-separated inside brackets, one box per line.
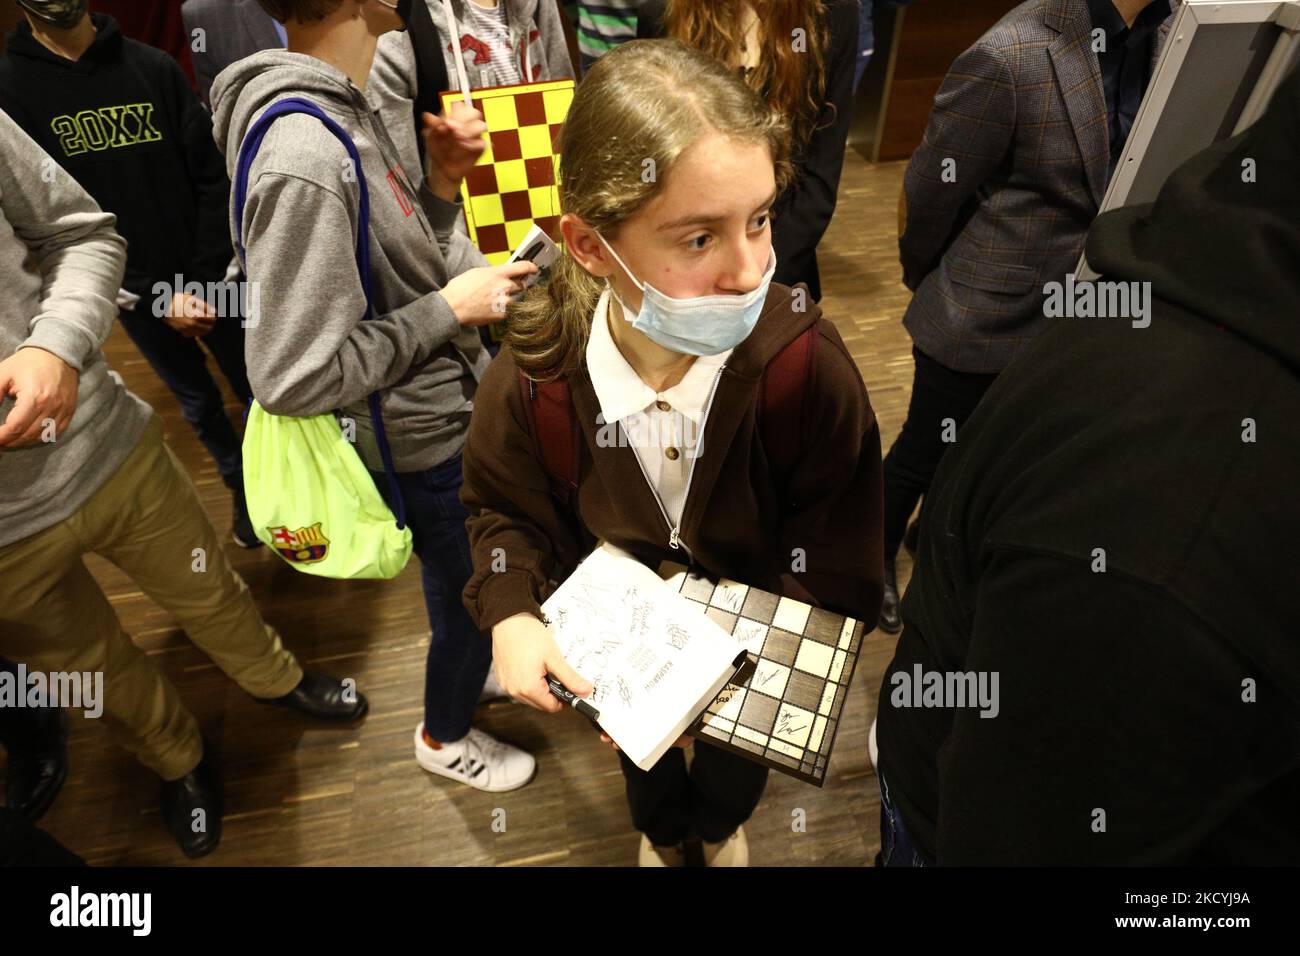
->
[669, 527, 681, 550]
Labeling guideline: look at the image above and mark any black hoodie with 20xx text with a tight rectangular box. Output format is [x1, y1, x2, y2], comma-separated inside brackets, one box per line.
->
[0, 13, 233, 301]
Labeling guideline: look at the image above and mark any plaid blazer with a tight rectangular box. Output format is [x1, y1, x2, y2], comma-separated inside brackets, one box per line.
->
[898, 0, 1178, 373]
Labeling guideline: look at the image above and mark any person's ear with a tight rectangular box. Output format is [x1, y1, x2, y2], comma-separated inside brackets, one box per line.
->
[561, 213, 615, 279]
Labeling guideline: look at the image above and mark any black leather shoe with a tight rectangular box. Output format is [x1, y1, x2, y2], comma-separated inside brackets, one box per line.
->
[160, 741, 223, 859]
[223, 472, 262, 549]
[903, 519, 921, 557]
[4, 708, 68, 822]
[878, 559, 902, 634]
[262, 671, 369, 721]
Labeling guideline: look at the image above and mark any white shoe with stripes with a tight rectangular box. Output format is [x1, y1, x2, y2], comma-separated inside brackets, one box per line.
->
[414, 723, 536, 792]
[868, 717, 879, 771]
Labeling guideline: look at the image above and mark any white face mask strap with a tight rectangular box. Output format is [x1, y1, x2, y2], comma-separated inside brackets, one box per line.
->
[440, 0, 474, 107]
[596, 232, 646, 293]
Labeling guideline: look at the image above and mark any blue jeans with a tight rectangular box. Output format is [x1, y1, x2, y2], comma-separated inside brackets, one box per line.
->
[878, 771, 932, 866]
[118, 307, 251, 480]
[855, 0, 874, 92]
[369, 452, 489, 742]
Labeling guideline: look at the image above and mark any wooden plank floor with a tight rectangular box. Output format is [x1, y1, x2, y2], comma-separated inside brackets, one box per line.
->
[9, 154, 918, 866]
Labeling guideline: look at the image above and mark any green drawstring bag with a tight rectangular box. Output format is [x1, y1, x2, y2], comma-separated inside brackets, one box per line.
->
[234, 98, 412, 579]
[241, 402, 411, 578]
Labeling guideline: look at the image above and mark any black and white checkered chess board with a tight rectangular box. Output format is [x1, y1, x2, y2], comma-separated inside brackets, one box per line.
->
[658, 562, 867, 786]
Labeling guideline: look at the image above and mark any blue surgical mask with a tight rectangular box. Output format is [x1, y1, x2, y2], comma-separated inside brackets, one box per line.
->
[597, 233, 777, 357]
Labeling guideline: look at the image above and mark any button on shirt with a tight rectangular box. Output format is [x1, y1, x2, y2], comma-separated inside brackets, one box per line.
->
[1088, 0, 1171, 177]
[586, 288, 732, 528]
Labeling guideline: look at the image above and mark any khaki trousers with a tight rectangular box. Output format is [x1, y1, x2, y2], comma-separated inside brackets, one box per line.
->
[0, 414, 301, 780]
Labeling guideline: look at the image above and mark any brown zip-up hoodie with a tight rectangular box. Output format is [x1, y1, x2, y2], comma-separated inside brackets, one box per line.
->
[460, 284, 885, 632]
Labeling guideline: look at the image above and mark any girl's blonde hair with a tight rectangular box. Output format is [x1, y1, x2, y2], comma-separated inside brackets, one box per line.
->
[506, 39, 793, 382]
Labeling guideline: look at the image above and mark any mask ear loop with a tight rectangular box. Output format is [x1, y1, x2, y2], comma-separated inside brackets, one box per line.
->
[594, 232, 646, 292]
[593, 232, 646, 324]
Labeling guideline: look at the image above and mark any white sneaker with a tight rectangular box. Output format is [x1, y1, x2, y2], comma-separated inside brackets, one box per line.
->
[703, 826, 749, 867]
[478, 668, 509, 703]
[638, 835, 686, 867]
[413, 723, 536, 792]
[868, 717, 879, 771]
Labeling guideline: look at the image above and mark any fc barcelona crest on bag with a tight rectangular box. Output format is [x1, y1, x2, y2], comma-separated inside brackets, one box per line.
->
[268, 524, 330, 565]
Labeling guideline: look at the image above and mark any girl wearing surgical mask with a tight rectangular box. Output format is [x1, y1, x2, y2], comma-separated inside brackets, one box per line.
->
[459, 39, 884, 867]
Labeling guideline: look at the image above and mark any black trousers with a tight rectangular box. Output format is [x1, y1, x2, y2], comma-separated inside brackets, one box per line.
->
[0, 808, 85, 866]
[618, 741, 768, 846]
[0, 657, 76, 865]
[0, 657, 57, 753]
[882, 346, 999, 557]
[117, 306, 252, 480]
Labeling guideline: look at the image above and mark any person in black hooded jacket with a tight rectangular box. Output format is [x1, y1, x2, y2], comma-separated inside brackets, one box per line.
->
[875, 61, 1300, 865]
[0, 2, 258, 547]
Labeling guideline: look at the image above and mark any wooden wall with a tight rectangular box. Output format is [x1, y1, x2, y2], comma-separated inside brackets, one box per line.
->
[851, 0, 1020, 162]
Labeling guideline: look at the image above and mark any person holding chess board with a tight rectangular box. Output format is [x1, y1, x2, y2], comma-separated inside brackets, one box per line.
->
[459, 39, 885, 866]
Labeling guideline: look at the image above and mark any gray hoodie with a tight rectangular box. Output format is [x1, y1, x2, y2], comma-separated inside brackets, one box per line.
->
[0, 109, 150, 550]
[370, 0, 575, 190]
[210, 49, 491, 475]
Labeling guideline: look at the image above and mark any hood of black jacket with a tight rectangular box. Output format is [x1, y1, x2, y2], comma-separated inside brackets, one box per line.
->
[5, 12, 123, 72]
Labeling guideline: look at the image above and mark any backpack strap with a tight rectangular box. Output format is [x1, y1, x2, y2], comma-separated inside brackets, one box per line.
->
[517, 372, 581, 505]
[758, 322, 820, 501]
[409, 0, 451, 167]
[232, 97, 407, 530]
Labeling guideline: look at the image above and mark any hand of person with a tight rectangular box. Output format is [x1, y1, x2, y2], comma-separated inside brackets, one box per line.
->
[0, 346, 80, 448]
[491, 612, 593, 713]
[423, 102, 488, 199]
[163, 292, 217, 338]
[440, 261, 539, 327]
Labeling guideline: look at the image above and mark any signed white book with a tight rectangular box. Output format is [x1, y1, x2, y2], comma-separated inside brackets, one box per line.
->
[541, 544, 746, 770]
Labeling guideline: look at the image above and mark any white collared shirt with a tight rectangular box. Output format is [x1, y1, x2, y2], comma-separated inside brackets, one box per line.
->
[586, 288, 732, 529]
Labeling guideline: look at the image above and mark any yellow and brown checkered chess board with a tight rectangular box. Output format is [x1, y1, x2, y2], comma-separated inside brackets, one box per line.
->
[441, 79, 574, 264]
